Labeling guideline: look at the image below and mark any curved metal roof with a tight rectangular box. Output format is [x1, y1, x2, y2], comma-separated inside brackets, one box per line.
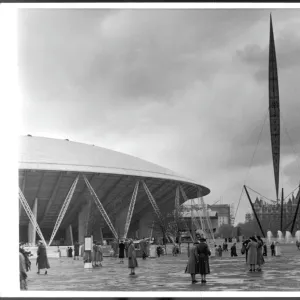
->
[19, 135, 208, 192]
[18, 136, 210, 233]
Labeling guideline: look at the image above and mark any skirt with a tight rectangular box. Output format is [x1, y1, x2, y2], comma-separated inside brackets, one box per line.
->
[185, 262, 200, 274]
[199, 258, 210, 275]
[128, 257, 138, 268]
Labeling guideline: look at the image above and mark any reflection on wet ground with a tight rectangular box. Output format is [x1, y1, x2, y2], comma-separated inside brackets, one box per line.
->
[26, 243, 300, 291]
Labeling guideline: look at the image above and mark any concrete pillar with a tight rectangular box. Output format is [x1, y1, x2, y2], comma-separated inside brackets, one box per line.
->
[78, 204, 89, 243]
[28, 198, 38, 245]
[138, 211, 155, 239]
[65, 225, 73, 245]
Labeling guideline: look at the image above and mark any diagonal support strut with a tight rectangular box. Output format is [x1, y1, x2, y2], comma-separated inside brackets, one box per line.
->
[19, 188, 47, 246]
[48, 175, 79, 246]
[123, 181, 139, 239]
[83, 175, 118, 239]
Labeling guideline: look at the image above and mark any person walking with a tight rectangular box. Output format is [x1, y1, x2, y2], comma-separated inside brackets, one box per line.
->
[230, 243, 238, 257]
[119, 240, 125, 264]
[270, 242, 275, 256]
[246, 237, 258, 272]
[128, 239, 138, 275]
[140, 238, 147, 260]
[74, 241, 80, 260]
[256, 236, 265, 271]
[124, 239, 129, 258]
[196, 237, 211, 283]
[263, 242, 267, 256]
[96, 242, 103, 267]
[217, 245, 223, 257]
[36, 241, 50, 275]
[185, 241, 199, 284]
[92, 241, 98, 267]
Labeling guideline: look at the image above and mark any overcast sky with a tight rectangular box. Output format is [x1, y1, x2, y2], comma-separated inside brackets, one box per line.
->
[18, 8, 300, 224]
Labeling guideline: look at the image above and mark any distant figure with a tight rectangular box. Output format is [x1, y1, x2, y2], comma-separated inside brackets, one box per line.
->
[270, 242, 275, 256]
[140, 238, 147, 260]
[157, 245, 163, 257]
[92, 241, 97, 267]
[217, 245, 223, 257]
[263, 243, 267, 256]
[247, 237, 258, 272]
[96, 242, 103, 267]
[124, 240, 129, 258]
[119, 240, 125, 264]
[185, 241, 200, 284]
[57, 246, 61, 258]
[172, 243, 179, 256]
[230, 243, 238, 257]
[36, 241, 50, 275]
[68, 247, 73, 258]
[197, 237, 211, 283]
[128, 239, 138, 275]
[74, 241, 80, 260]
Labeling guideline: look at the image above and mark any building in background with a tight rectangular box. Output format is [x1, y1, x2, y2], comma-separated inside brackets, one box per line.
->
[245, 192, 300, 232]
[208, 204, 231, 226]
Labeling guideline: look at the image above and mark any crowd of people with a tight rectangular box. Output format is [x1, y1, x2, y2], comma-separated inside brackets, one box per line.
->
[20, 233, 295, 290]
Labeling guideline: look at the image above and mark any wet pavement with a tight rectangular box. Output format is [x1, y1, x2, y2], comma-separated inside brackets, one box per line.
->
[26, 243, 300, 291]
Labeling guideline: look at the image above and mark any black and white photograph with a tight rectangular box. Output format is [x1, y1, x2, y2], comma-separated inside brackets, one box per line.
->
[1, 4, 300, 295]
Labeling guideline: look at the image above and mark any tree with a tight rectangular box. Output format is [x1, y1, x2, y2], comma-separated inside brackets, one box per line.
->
[218, 224, 234, 238]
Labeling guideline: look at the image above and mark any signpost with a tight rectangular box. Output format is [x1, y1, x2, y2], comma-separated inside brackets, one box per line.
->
[84, 235, 93, 269]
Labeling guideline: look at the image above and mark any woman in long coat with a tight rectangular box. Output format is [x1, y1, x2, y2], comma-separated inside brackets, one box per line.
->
[185, 241, 199, 283]
[128, 239, 138, 275]
[197, 238, 211, 283]
[119, 240, 125, 264]
[36, 241, 50, 275]
[230, 243, 238, 257]
[92, 241, 98, 267]
[246, 237, 258, 272]
[256, 236, 265, 271]
[96, 242, 103, 267]
[20, 251, 27, 290]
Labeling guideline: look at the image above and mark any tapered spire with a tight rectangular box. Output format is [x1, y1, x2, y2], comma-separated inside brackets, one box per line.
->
[268, 14, 280, 201]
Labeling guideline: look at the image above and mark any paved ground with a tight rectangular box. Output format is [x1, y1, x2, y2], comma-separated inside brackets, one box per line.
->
[26, 243, 300, 291]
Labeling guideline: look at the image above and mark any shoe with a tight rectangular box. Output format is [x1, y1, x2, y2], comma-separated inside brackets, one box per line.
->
[203, 280, 206, 283]
[249, 269, 252, 272]
[45, 271, 47, 275]
[192, 280, 198, 284]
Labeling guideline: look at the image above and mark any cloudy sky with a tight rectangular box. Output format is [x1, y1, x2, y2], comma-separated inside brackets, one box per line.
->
[18, 8, 300, 224]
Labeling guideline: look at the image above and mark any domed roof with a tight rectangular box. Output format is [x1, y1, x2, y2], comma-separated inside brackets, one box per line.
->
[19, 135, 210, 194]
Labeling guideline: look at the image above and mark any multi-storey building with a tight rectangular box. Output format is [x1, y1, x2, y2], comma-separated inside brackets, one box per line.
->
[246, 190, 300, 232]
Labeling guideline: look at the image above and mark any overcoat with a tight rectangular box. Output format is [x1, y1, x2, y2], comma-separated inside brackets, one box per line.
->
[36, 244, 50, 269]
[256, 240, 264, 265]
[185, 245, 199, 274]
[197, 242, 211, 275]
[246, 241, 258, 265]
[119, 242, 125, 259]
[74, 242, 80, 256]
[96, 245, 103, 262]
[128, 243, 138, 268]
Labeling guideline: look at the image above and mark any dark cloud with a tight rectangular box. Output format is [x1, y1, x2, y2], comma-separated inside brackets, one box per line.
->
[18, 8, 300, 224]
